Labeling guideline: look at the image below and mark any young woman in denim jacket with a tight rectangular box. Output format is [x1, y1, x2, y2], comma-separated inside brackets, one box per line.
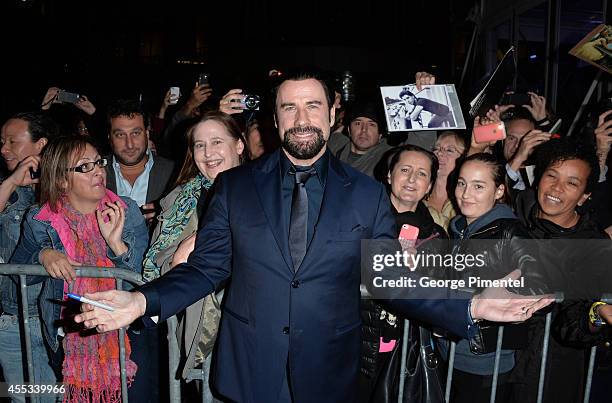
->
[0, 112, 59, 403]
[11, 136, 148, 403]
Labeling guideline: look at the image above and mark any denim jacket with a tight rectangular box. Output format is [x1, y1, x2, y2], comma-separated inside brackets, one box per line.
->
[9, 195, 148, 352]
[0, 184, 36, 315]
[0, 184, 35, 262]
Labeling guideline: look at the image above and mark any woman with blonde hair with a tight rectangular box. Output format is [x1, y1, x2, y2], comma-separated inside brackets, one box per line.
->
[425, 130, 467, 229]
[11, 136, 148, 402]
[143, 110, 247, 402]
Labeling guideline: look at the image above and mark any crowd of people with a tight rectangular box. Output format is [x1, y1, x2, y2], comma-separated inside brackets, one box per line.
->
[0, 68, 611, 403]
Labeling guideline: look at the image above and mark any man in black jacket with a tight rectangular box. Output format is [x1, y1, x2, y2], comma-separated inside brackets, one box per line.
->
[104, 99, 175, 223]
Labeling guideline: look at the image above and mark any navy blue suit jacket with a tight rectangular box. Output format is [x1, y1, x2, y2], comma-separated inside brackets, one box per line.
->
[139, 150, 471, 403]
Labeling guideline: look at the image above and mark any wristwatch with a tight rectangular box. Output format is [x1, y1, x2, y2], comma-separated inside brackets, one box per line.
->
[589, 301, 607, 327]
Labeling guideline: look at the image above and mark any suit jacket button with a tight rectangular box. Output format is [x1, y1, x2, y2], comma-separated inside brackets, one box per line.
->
[291, 280, 300, 288]
[282, 326, 290, 334]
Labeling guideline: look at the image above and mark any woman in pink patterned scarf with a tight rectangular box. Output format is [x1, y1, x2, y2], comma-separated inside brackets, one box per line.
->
[11, 136, 149, 402]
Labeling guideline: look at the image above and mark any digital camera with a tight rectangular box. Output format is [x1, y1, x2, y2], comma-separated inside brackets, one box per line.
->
[57, 90, 80, 104]
[243, 94, 260, 111]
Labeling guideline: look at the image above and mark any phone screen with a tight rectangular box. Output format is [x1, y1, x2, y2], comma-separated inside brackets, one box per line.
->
[198, 73, 210, 87]
[29, 167, 40, 180]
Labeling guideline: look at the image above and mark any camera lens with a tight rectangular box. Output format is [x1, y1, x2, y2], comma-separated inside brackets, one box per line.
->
[244, 95, 260, 110]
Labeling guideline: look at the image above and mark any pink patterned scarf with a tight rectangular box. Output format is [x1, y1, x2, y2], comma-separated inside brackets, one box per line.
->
[42, 191, 137, 402]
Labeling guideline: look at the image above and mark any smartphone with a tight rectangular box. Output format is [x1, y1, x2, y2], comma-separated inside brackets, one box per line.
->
[399, 224, 419, 252]
[197, 73, 210, 87]
[169, 87, 180, 105]
[473, 122, 506, 144]
[29, 167, 40, 180]
[501, 92, 531, 106]
[57, 90, 80, 104]
[399, 224, 419, 241]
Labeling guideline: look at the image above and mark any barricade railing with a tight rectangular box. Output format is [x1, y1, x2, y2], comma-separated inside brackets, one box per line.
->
[0, 264, 181, 403]
[358, 288, 605, 403]
[4, 266, 607, 403]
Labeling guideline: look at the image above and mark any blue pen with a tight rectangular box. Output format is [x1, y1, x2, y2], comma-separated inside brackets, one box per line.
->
[67, 293, 115, 312]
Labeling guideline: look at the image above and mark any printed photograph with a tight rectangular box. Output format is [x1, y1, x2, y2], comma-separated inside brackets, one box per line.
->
[380, 84, 466, 132]
[569, 24, 612, 74]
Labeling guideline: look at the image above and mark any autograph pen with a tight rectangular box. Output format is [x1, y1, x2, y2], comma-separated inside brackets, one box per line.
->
[67, 293, 115, 312]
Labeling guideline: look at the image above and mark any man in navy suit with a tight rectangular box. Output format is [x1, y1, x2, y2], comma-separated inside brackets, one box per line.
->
[76, 72, 551, 402]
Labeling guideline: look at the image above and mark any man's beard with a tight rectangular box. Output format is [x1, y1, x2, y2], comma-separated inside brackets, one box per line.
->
[282, 125, 326, 160]
[115, 147, 147, 166]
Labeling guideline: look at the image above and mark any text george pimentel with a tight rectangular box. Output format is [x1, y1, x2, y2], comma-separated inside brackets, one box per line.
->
[372, 276, 525, 290]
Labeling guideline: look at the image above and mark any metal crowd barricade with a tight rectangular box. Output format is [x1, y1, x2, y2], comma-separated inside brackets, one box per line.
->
[0, 264, 181, 403]
[8, 267, 603, 403]
[358, 289, 606, 403]
[123, 290, 610, 403]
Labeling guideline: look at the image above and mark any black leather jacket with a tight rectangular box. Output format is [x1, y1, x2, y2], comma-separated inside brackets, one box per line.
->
[359, 202, 447, 398]
[448, 204, 545, 359]
[508, 189, 610, 403]
[449, 209, 544, 295]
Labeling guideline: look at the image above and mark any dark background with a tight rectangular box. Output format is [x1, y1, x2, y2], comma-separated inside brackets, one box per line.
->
[0, 0, 607, 127]
[0, 0, 473, 116]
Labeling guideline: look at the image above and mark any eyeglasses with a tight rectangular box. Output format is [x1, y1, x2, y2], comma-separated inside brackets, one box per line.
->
[432, 147, 461, 157]
[66, 158, 108, 173]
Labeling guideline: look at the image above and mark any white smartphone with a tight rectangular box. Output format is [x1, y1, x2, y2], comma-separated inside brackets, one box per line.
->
[169, 87, 180, 105]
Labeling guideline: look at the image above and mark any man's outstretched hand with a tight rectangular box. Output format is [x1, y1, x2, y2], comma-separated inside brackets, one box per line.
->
[470, 270, 555, 322]
[74, 290, 147, 333]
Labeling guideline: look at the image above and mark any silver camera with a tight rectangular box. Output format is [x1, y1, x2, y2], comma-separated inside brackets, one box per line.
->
[243, 94, 260, 111]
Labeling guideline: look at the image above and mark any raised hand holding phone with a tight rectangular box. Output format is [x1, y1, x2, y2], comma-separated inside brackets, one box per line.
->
[5, 156, 41, 188]
[169, 87, 180, 105]
[473, 122, 507, 144]
[468, 113, 504, 155]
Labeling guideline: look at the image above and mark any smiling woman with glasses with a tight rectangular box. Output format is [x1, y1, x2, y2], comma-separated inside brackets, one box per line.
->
[10, 136, 148, 402]
[425, 130, 468, 230]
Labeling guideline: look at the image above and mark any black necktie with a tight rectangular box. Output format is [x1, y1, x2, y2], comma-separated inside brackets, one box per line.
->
[289, 168, 316, 271]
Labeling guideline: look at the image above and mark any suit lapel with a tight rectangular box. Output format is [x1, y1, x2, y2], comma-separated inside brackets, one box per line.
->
[296, 155, 352, 274]
[252, 151, 293, 271]
[145, 156, 158, 203]
[104, 157, 118, 194]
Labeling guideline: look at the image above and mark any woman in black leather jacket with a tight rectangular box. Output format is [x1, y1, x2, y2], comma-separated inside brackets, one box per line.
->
[508, 139, 610, 403]
[445, 152, 537, 403]
[359, 145, 448, 403]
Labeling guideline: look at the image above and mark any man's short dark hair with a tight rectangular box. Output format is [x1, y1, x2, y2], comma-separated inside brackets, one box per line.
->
[502, 106, 537, 126]
[272, 71, 334, 111]
[534, 139, 600, 193]
[11, 111, 60, 142]
[106, 99, 148, 126]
